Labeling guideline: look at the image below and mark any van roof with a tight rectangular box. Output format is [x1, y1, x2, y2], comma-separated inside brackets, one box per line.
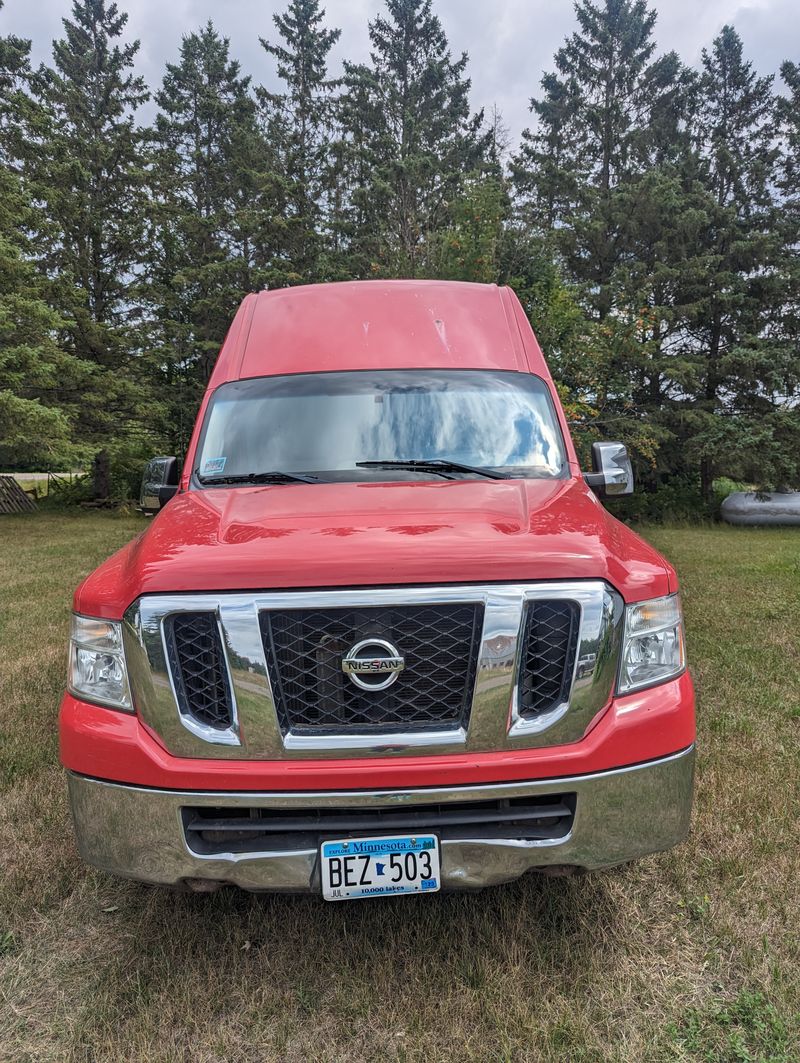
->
[208, 280, 544, 384]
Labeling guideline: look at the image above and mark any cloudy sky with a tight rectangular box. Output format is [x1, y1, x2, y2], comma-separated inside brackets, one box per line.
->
[2, 0, 798, 141]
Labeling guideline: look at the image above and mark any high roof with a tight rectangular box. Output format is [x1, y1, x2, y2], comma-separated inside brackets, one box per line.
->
[209, 280, 544, 385]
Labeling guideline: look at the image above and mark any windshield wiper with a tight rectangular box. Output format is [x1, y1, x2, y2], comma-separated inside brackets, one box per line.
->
[355, 459, 511, 480]
[195, 470, 322, 485]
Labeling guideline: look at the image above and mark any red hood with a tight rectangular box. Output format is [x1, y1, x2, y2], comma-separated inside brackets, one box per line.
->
[75, 479, 673, 617]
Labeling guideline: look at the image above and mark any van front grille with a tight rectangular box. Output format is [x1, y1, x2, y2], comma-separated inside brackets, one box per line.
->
[259, 604, 484, 734]
[124, 582, 622, 759]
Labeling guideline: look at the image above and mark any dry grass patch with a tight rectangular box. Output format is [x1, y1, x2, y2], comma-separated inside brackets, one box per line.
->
[1, 514, 799, 1061]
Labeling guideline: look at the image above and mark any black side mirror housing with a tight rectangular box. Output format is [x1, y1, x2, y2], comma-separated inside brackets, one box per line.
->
[584, 442, 634, 497]
[140, 456, 180, 515]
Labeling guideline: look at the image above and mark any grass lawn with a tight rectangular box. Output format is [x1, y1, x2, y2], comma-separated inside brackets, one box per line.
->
[1, 512, 798, 1062]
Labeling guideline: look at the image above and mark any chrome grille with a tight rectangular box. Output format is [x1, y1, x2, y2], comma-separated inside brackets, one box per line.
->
[123, 582, 624, 759]
[518, 600, 580, 717]
[164, 612, 234, 730]
[259, 604, 484, 734]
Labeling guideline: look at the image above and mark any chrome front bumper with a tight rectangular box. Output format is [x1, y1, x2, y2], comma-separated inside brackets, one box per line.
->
[67, 746, 694, 893]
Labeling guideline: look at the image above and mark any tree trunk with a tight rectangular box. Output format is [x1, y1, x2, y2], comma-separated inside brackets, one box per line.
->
[93, 449, 111, 501]
[700, 456, 714, 505]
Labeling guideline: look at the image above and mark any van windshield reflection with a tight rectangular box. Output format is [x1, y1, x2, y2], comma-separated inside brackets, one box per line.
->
[195, 369, 567, 485]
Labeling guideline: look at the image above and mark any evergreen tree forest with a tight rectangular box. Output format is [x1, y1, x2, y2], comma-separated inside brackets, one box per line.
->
[2, 0, 799, 515]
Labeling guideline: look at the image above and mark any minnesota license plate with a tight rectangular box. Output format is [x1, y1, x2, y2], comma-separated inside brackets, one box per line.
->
[320, 834, 441, 901]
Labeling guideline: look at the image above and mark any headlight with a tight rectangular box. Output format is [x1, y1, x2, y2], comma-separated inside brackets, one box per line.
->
[617, 593, 685, 695]
[68, 614, 132, 711]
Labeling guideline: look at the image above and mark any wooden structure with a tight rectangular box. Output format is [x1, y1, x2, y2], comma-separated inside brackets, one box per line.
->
[0, 475, 37, 514]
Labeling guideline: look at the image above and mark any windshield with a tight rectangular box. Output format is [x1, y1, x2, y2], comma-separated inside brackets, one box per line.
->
[195, 369, 567, 484]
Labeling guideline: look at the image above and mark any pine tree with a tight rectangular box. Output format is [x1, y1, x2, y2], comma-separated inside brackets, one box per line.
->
[0, 3, 89, 467]
[31, 1, 148, 353]
[511, 0, 698, 480]
[779, 59, 800, 200]
[430, 173, 508, 283]
[27, 0, 153, 449]
[338, 0, 489, 276]
[513, 0, 688, 317]
[145, 21, 280, 439]
[0, 4, 28, 133]
[680, 26, 791, 496]
[511, 72, 580, 233]
[773, 61, 800, 488]
[258, 0, 341, 280]
[0, 167, 79, 468]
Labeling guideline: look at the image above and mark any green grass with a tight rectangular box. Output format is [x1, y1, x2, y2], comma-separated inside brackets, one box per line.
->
[1, 513, 799, 1062]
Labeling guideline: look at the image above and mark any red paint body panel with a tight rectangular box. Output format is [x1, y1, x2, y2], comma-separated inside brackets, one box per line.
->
[59, 672, 694, 791]
[213, 281, 533, 384]
[73, 478, 672, 618]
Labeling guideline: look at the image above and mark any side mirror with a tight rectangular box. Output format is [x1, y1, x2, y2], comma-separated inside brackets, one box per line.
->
[140, 456, 180, 515]
[584, 442, 634, 497]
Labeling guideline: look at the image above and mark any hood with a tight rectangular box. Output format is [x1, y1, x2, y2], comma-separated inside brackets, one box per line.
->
[75, 478, 673, 617]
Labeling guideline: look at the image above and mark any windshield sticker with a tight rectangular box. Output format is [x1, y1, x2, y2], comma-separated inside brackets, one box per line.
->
[202, 456, 227, 475]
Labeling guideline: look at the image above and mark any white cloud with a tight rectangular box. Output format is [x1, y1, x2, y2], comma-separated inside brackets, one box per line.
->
[2, 0, 798, 139]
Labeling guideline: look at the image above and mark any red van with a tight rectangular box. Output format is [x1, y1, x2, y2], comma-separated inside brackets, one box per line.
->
[61, 281, 694, 900]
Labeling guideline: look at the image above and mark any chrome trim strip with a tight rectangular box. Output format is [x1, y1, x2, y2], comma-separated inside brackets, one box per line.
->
[66, 745, 695, 891]
[123, 582, 624, 761]
[183, 825, 572, 863]
[71, 746, 692, 805]
[506, 585, 623, 742]
[282, 725, 469, 755]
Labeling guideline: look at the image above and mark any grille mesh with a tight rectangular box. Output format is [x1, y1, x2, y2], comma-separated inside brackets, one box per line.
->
[260, 604, 483, 734]
[518, 600, 580, 717]
[165, 612, 234, 730]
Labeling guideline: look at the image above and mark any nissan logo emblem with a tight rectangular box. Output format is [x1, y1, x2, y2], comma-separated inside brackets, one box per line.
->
[341, 638, 405, 691]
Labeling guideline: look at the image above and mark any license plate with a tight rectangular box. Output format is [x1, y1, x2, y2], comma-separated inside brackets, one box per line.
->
[320, 834, 441, 901]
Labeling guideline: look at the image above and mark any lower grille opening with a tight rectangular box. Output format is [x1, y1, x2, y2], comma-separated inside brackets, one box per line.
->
[182, 794, 576, 856]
